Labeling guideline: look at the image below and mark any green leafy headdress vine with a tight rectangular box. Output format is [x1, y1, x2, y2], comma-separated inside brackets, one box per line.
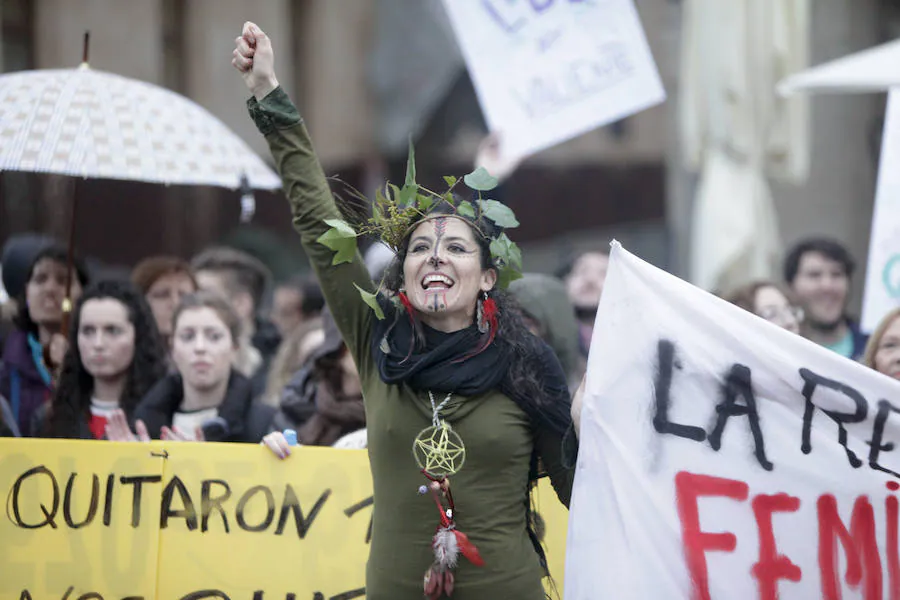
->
[317, 142, 523, 319]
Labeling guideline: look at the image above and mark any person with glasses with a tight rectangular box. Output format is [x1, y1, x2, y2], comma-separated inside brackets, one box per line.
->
[726, 280, 804, 336]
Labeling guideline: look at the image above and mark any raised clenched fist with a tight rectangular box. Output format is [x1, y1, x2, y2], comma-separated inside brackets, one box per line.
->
[232, 21, 279, 100]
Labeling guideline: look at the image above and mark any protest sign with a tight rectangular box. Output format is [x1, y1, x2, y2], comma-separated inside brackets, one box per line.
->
[862, 88, 900, 333]
[441, 0, 665, 161]
[565, 242, 900, 599]
[0, 440, 568, 600]
[0, 440, 164, 598]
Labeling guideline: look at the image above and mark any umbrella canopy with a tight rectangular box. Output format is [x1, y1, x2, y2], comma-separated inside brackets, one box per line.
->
[777, 39, 900, 95]
[0, 64, 282, 190]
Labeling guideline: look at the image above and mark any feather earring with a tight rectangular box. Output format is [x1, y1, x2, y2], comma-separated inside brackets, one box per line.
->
[479, 292, 498, 344]
[455, 291, 499, 363]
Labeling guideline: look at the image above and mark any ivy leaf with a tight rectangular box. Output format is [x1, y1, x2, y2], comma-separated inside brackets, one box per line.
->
[354, 283, 385, 320]
[417, 193, 434, 212]
[479, 199, 519, 228]
[490, 233, 522, 269]
[399, 183, 418, 209]
[405, 138, 417, 187]
[496, 266, 523, 289]
[457, 201, 476, 219]
[464, 167, 499, 191]
[316, 219, 358, 265]
[443, 175, 458, 187]
[489, 233, 523, 289]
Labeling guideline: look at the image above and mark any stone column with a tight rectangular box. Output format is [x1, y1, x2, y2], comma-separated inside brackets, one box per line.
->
[34, 0, 164, 81]
[295, 0, 376, 168]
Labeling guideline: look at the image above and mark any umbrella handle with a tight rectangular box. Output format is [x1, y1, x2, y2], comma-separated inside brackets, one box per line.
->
[82, 31, 90, 66]
[42, 179, 80, 377]
[61, 181, 79, 339]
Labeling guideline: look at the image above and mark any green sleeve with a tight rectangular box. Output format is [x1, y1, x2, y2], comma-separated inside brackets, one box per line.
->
[248, 87, 375, 371]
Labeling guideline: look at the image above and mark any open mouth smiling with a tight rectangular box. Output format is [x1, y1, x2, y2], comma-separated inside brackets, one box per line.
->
[422, 273, 455, 291]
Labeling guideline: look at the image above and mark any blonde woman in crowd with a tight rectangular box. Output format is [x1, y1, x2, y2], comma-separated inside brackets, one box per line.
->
[863, 307, 900, 380]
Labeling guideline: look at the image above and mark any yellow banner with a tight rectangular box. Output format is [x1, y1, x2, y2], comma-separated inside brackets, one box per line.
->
[0, 439, 568, 600]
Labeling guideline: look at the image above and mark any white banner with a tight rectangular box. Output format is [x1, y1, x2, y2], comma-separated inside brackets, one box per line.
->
[441, 0, 665, 161]
[566, 242, 900, 599]
[862, 88, 900, 333]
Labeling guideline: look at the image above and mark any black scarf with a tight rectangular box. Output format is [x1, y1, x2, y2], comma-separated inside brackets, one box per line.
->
[371, 300, 571, 438]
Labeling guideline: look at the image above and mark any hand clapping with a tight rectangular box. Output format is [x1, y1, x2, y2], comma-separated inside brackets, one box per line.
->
[105, 410, 150, 442]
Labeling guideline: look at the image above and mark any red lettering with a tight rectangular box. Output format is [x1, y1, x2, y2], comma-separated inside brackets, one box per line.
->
[818, 495, 881, 600]
[675, 471, 749, 600]
[888, 493, 900, 600]
[751, 493, 802, 600]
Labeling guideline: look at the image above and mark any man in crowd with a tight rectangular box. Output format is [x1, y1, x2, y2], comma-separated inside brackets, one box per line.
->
[270, 275, 324, 339]
[191, 246, 281, 393]
[783, 237, 868, 360]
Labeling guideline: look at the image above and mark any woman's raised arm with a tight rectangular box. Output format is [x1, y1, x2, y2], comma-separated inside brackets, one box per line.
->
[232, 22, 374, 367]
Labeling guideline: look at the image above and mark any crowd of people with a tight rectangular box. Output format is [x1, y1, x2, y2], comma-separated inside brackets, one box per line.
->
[1, 20, 898, 599]
[1, 224, 892, 442]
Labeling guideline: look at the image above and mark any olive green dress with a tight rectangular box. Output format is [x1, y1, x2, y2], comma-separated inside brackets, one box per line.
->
[248, 88, 575, 600]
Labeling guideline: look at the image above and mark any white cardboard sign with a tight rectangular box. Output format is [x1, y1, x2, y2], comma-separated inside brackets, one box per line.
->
[441, 0, 666, 160]
[862, 88, 900, 333]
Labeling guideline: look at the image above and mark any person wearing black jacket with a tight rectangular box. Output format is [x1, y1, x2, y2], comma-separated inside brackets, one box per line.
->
[123, 291, 271, 442]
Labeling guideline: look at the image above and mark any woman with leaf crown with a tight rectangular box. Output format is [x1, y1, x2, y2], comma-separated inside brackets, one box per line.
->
[234, 22, 580, 600]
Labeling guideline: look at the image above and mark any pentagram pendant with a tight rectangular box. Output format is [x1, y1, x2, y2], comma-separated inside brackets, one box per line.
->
[413, 421, 466, 478]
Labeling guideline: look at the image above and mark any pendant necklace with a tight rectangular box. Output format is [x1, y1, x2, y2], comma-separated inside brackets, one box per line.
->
[414, 391, 484, 599]
[413, 391, 466, 477]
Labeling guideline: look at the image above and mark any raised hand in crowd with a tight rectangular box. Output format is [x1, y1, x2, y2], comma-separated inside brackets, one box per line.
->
[104, 409, 150, 442]
[232, 21, 279, 100]
[474, 133, 522, 183]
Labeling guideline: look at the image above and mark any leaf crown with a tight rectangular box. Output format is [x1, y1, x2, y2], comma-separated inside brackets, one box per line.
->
[316, 143, 524, 319]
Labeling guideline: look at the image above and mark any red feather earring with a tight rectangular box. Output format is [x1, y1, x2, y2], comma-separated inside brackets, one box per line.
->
[479, 293, 498, 348]
[455, 292, 499, 363]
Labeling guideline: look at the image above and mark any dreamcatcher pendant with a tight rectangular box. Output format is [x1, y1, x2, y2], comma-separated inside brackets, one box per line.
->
[414, 392, 484, 599]
[413, 420, 466, 478]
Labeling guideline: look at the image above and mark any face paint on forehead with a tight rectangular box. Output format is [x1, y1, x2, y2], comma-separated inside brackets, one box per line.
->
[432, 217, 448, 239]
[430, 217, 448, 263]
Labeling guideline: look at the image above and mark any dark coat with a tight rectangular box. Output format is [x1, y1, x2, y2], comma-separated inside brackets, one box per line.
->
[0, 329, 52, 437]
[135, 369, 270, 443]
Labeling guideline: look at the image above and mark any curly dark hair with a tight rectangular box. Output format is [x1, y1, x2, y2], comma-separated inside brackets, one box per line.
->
[49, 280, 168, 438]
[13, 244, 90, 334]
[381, 200, 550, 412]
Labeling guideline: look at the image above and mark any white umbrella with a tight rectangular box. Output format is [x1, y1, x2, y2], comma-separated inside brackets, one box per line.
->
[0, 65, 281, 189]
[0, 34, 283, 338]
[777, 39, 900, 95]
